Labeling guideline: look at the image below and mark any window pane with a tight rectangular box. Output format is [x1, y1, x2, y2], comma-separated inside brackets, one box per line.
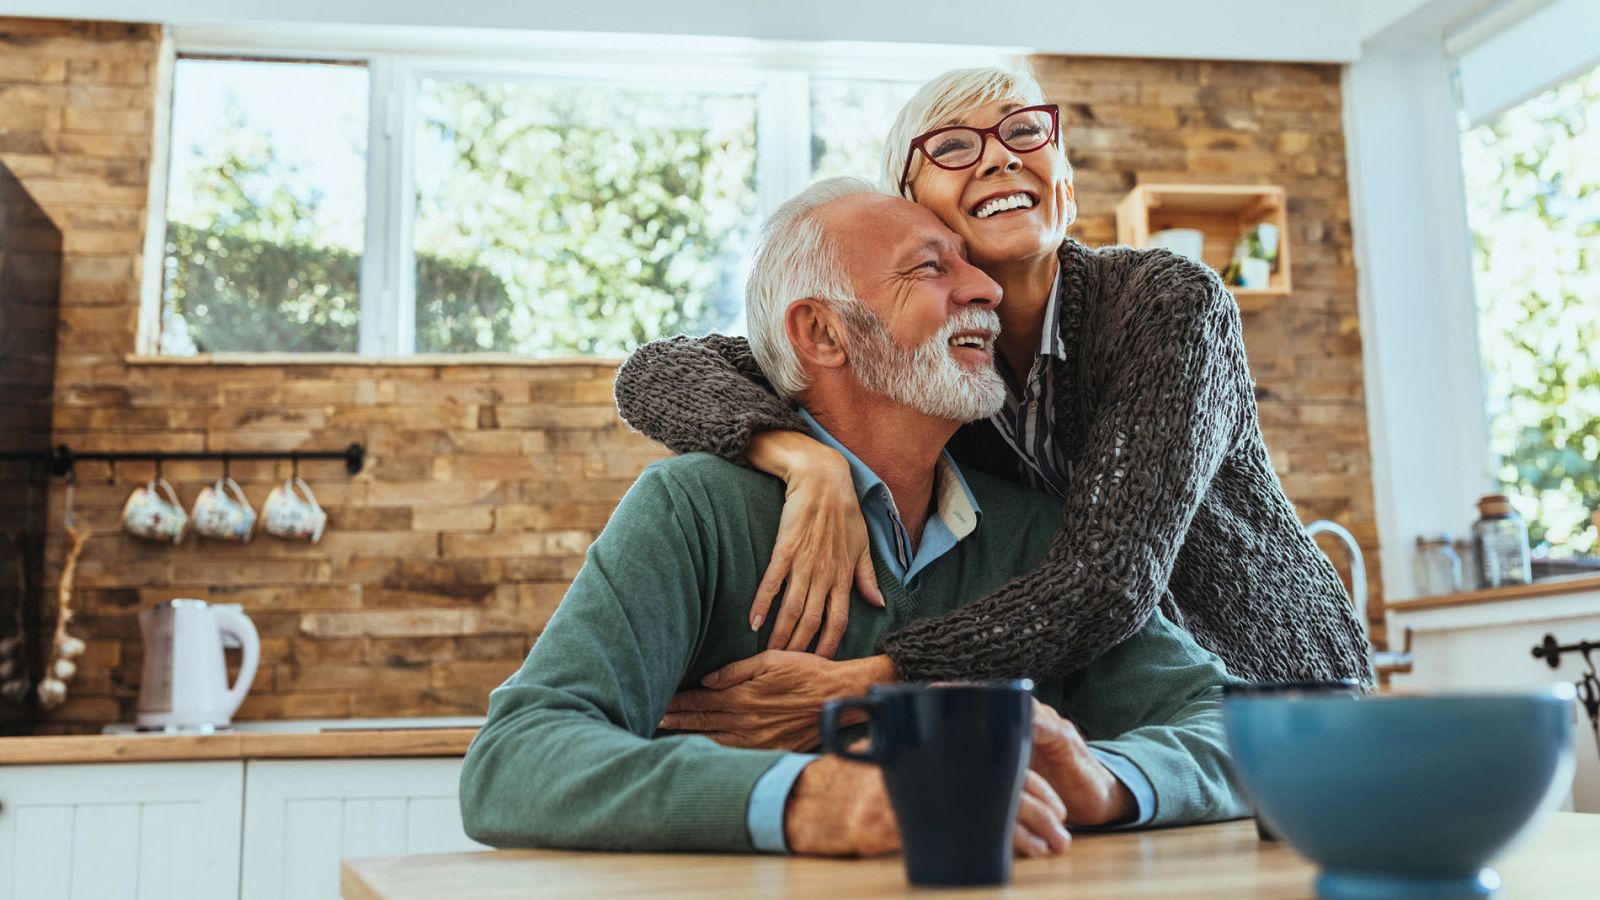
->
[413, 78, 758, 356]
[1459, 62, 1600, 553]
[161, 58, 367, 354]
[810, 79, 922, 183]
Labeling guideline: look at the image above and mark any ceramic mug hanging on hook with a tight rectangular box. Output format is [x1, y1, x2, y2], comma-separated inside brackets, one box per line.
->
[192, 477, 257, 542]
[122, 477, 187, 544]
[262, 477, 325, 543]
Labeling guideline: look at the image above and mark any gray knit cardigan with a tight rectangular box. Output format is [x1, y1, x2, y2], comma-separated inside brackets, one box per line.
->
[613, 238, 1374, 688]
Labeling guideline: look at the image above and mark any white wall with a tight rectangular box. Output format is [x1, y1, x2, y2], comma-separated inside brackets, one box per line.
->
[0, 0, 1373, 62]
[1343, 0, 1502, 601]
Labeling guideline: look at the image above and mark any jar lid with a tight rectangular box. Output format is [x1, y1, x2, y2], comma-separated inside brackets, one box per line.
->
[1415, 534, 1452, 547]
[1478, 494, 1514, 517]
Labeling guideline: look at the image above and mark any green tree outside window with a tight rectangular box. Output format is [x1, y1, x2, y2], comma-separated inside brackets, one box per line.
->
[1460, 64, 1600, 553]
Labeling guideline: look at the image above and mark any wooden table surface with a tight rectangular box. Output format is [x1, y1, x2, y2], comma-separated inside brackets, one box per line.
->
[341, 812, 1599, 899]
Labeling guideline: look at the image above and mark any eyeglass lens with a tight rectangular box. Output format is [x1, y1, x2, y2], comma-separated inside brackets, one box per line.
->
[925, 108, 1054, 167]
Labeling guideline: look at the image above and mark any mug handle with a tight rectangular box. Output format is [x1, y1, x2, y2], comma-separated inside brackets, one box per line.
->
[289, 477, 322, 513]
[820, 696, 888, 764]
[154, 477, 182, 510]
[222, 477, 252, 510]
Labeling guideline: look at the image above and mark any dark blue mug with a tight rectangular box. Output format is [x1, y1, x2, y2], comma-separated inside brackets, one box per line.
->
[819, 680, 1034, 886]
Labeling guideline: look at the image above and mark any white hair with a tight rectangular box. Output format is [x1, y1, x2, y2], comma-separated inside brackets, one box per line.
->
[745, 176, 885, 398]
[881, 64, 1070, 199]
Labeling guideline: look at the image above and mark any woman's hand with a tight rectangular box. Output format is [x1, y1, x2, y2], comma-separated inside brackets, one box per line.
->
[746, 431, 885, 658]
[659, 651, 895, 750]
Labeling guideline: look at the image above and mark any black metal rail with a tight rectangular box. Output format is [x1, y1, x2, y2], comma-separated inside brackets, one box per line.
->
[0, 443, 365, 477]
[1533, 634, 1600, 669]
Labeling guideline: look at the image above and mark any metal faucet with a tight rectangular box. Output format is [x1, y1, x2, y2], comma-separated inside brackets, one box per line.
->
[1305, 519, 1413, 678]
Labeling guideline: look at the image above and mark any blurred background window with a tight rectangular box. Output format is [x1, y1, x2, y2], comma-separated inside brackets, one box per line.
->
[157, 50, 937, 361]
[412, 78, 758, 358]
[160, 58, 368, 354]
[809, 78, 922, 182]
[1459, 61, 1600, 556]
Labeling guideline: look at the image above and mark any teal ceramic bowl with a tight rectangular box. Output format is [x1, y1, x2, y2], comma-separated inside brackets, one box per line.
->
[1223, 686, 1575, 899]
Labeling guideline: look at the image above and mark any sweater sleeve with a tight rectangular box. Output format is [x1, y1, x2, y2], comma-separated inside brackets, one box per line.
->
[613, 333, 810, 462]
[458, 465, 788, 852]
[1067, 609, 1251, 827]
[880, 260, 1251, 681]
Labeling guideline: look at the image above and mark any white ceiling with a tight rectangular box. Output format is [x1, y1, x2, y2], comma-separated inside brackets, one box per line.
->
[0, 0, 1447, 63]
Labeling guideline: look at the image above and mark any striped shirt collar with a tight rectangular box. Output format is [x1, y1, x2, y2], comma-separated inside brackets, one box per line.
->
[990, 265, 1072, 497]
[1037, 266, 1068, 361]
[795, 406, 981, 585]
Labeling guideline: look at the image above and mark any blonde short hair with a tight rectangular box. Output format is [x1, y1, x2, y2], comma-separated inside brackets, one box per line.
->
[881, 64, 1069, 199]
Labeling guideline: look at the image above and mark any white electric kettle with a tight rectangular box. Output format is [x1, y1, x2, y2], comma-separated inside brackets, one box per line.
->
[137, 599, 260, 731]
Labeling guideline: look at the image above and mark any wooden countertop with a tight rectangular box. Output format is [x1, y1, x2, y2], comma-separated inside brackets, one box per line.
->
[341, 812, 1600, 899]
[0, 727, 478, 765]
[1386, 574, 1600, 613]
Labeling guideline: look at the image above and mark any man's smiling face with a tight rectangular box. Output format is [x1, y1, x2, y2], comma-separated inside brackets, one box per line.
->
[815, 194, 1007, 424]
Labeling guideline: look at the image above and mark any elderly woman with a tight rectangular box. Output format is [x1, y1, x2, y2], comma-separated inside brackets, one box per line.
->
[613, 65, 1371, 724]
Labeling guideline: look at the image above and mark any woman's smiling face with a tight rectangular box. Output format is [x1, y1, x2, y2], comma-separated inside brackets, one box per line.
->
[906, 99, 1075, 270]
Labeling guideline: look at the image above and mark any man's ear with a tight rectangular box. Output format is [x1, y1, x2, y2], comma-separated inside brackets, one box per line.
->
[784, 299, 849, 370]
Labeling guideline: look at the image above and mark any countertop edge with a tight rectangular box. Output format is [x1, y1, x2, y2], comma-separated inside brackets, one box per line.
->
[0, 728, 480, 765]
[1386, 574, 1600, 613]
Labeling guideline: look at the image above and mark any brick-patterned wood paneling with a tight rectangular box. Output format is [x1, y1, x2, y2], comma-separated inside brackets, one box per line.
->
[1, 17, 1379, 734]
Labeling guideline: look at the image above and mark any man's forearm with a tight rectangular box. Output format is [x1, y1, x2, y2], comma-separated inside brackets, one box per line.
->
[462, 687, 790, 851]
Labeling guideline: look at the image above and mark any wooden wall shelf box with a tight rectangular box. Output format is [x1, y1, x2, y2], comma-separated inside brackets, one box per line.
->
[1114, 183, 1291, 311]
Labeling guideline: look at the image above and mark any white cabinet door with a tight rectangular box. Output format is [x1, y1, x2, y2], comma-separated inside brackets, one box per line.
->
[240, 758, 484, 900]
[0, 761, 245, 900]
[1389, 587, 1600, 812]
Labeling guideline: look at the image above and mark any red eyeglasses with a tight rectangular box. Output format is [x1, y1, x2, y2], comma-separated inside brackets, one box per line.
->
[899, 104, 1061, 195]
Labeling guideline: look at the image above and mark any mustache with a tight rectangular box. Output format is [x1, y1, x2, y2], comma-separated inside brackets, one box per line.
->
[928, 308, 1002, 348]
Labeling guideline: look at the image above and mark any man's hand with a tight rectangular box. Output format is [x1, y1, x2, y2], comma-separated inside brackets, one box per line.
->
[786, 756, 1072, 858]
[660, 651, 894, 750]
[1015, 770, 1073, 856]
[1029, 700, 1138, 827]
[784, 755, 899, 856]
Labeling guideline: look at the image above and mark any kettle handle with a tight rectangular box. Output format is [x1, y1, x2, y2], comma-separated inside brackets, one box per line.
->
[211, 605, 260, 720]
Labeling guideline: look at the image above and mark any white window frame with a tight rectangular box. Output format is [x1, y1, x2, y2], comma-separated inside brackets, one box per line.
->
[152, 25, 1005, 359]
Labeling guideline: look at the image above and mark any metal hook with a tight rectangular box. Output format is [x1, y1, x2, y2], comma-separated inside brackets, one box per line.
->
[154, 453, 163, 482]
[106, 455, 117, 486]
[222, 453, 231, 482]
[291, 452, 300, 481]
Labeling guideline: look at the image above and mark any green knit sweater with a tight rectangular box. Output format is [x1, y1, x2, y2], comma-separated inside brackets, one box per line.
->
[459, 453, 1247, 852]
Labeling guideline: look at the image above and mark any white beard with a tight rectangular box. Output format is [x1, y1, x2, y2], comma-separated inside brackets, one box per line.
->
[840, 303, 1006, 424]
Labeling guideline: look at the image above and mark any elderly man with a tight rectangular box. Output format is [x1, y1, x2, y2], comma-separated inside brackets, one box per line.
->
[459, 178, 1247, 856]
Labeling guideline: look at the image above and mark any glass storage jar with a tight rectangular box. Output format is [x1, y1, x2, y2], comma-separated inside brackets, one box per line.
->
[1413, 535, 1463, 596]
[1471, 494, 1533, 589]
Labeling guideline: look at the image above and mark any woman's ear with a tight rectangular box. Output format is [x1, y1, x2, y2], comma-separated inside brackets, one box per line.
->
[784, 299, 849, 370]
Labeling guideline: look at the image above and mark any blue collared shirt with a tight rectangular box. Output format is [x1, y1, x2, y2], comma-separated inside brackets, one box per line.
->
[745, 406, 1154, 851]
[794, 407, 980, 586]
